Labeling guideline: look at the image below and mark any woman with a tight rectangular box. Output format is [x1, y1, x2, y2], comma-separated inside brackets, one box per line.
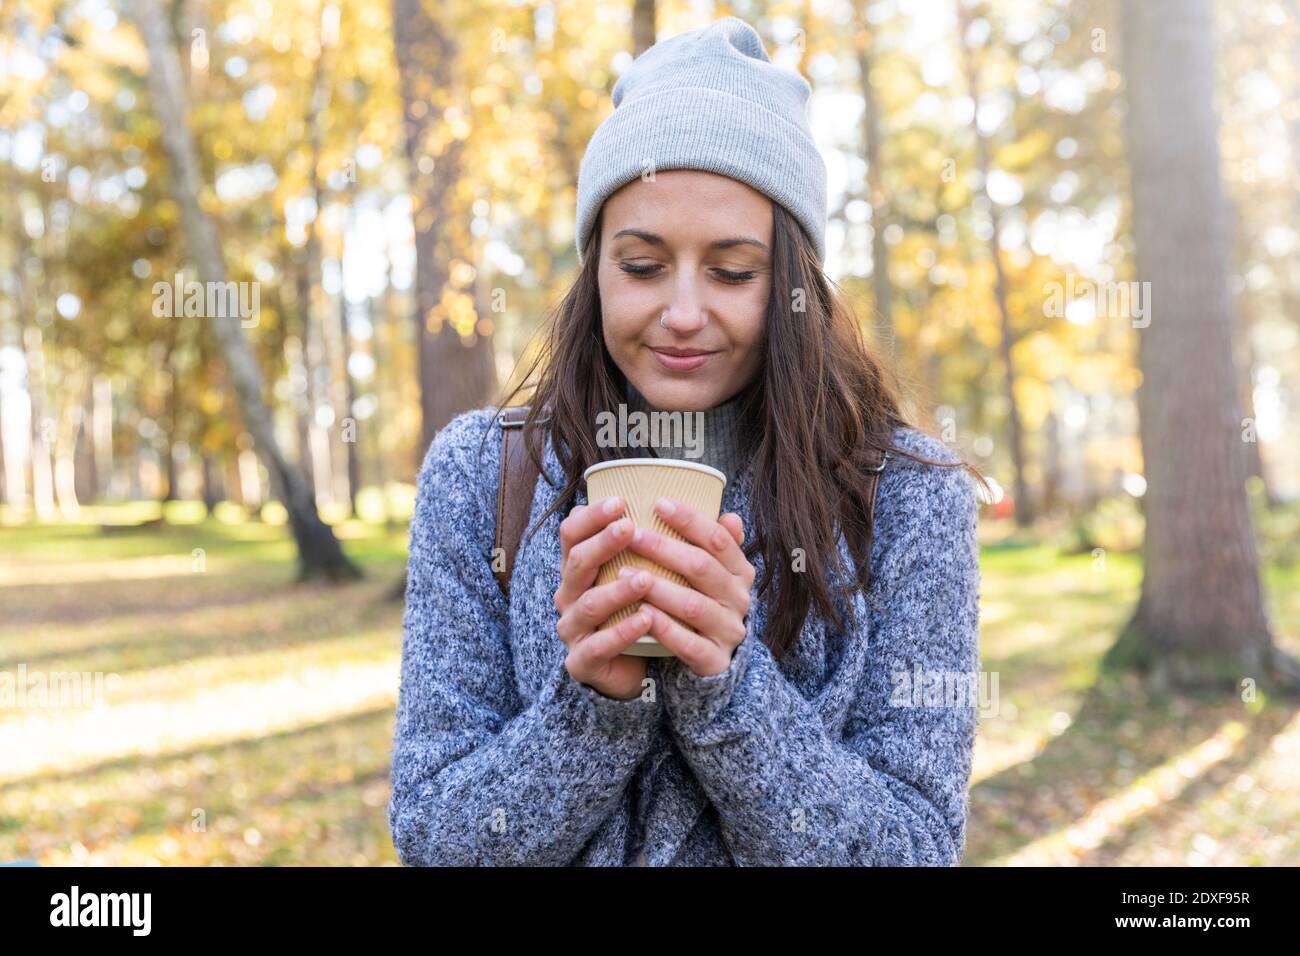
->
[388, 16, 989, 866]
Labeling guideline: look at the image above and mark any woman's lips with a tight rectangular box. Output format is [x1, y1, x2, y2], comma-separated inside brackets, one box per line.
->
[651, 348, 715, 372]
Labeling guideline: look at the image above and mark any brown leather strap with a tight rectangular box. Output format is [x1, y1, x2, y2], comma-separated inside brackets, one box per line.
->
[860, 446, 889, 589]
[493, 406, 543, 600]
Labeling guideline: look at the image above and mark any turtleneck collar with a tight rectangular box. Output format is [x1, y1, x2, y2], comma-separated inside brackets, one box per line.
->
[622, 378, 758, 484]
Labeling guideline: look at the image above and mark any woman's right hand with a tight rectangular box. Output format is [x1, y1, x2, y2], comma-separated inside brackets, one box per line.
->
[554, 495, 657, 701]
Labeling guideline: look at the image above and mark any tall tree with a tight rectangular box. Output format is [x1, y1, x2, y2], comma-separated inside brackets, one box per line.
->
[298, 4, 337, 509]
[850, 0, 896, 352]
[1114, 0, 1297, 690]
[391, 0, 497, 462]
[336, 179, 363, 517]
[129, 0, 359, 581]
[957, 1, 1032, 527]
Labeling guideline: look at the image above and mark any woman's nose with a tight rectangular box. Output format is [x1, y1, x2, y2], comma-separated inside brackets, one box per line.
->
[660, 284, 709, 334]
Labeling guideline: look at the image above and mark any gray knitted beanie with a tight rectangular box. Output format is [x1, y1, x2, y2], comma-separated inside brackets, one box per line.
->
[575, 16, 828, 265]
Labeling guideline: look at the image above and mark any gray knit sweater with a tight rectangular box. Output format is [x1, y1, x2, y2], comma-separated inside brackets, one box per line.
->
[388, 404, 982, 866]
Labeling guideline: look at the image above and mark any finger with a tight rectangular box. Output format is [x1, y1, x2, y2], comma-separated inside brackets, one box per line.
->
[719, 512, 745, 547]
[558, 568, 654, 642]
[639, 574, 744, 644]
[642, 604, 717, 672]
[554, 515, 635, 609]
[574, 607, 654, 664]
[626, 523, 732, 601]
[558, 496, 624, 562]
[654, 498, 751, 578]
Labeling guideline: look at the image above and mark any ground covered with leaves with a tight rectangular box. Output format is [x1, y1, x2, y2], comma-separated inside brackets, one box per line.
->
[1, 505, 1295, 865]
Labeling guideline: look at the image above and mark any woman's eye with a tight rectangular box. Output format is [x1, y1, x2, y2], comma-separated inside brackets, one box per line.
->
[619, 262, 662, 277]
[619, 263, 756, 284]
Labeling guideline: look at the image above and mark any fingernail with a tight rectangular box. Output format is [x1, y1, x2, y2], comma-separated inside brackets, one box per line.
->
[656, 497, 676, 516]
[633, 527, 644, 543]
[633, 571, 650, 588]
[603, 497, 621, 515]
[614, 519, 630, 536]
[618, 566, 634, 578]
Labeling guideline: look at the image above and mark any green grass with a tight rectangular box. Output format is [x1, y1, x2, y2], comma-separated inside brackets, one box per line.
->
[0, 507, 1296, 865]
[1, 506, 408, 866]
[969, 542, 1299, 866]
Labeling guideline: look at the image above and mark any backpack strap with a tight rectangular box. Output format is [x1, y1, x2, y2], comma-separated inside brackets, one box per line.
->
[493, 406, 543, 600]
[861, 446, 889, 589]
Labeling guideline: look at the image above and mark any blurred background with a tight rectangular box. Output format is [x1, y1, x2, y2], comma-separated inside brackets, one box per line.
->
[0, 0, 1297, 866]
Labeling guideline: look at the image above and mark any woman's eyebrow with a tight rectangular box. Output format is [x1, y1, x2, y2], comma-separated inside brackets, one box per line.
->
[611, 228, 770, 254]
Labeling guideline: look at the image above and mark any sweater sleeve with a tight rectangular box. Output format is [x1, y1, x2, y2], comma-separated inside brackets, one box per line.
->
[660, 455, 981, 866]
[388, 410, 663, 866]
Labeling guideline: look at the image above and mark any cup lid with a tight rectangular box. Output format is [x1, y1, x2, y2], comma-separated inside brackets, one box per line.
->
[582, 457, 727, 487]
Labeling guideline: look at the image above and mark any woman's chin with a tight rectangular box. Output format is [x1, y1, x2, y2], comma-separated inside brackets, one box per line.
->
[637, 379, 724, 412]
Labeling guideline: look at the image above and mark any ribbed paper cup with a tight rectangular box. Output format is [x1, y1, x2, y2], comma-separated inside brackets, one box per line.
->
[582, 458, 727, 657]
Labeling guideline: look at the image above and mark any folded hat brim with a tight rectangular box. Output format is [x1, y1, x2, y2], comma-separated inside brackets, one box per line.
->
[575, 86, 828, 265]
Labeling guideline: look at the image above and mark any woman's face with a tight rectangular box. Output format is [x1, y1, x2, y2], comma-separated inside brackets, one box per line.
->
[597, 169, 772, 412]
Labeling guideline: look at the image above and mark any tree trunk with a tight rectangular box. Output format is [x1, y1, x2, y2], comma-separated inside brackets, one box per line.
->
[391, 0, 497, 465]
[75, 378, 98, 504]
[130, 0, 359, 581]
[300, 26, 337, 510]
[377, 254, 403, 527]
[285, 302, 317, 493]
[201, 452, 223, 514]
[337, 189, 363, 517]
[1042, 407, 1061, 519]
[53, 365, 85, 520]
[91, 374, 113, 502]
[1114, 0, 1294, 692]
[958, 3, 1033, 527]
[850, 1, 895, 352]
[632, 0, 656, 56]
[22, 327, 56, 520]
[162, 340, 180, 502]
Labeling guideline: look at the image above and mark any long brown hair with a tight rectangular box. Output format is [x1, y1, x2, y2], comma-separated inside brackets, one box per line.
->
[485, 201, 991, 659]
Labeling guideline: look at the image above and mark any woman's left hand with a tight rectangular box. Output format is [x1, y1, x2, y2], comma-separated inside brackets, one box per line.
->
[618, 496, 756, 678]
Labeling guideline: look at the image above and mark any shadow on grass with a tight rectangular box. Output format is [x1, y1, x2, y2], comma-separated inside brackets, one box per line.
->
[0, 572, 405, 678]
[0, 704, 395, 797]
[2, 705, 398, 864]
[0, 560, 408, 631]
[965, 670, 1296, 866]
[0, 570, 298, 629]
[0, 518, 409, 626]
